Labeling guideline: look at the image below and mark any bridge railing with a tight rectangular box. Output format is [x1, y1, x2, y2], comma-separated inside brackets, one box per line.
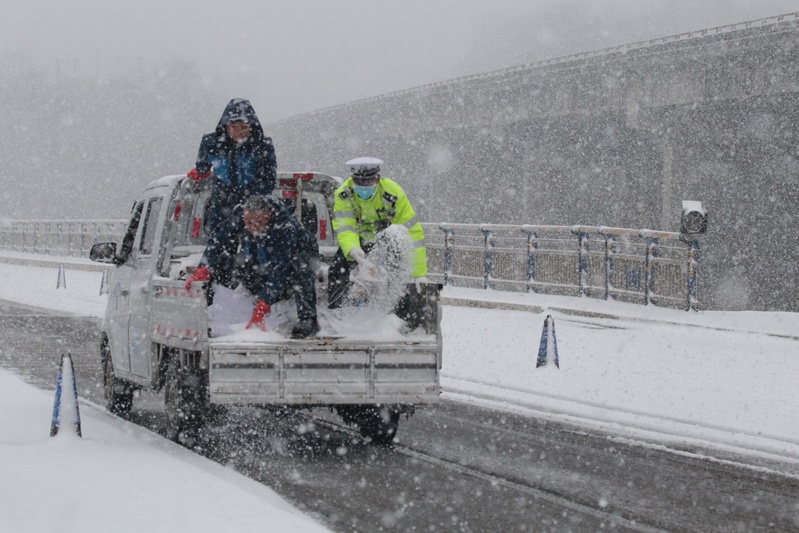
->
[0, 219, 700, 311]
[422, 223, 700, 311]
[0, 220, 128, 258]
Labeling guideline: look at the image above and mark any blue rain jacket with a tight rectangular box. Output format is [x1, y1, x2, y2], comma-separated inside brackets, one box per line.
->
[195, 99, 277, 232]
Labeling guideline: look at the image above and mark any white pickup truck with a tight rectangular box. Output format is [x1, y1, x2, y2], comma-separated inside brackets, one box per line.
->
[90, 172, 442, 445]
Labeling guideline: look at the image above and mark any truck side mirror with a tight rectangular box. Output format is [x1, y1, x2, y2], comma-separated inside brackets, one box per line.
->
[90, 242, 118, 264]
[680, 200, 707, 235]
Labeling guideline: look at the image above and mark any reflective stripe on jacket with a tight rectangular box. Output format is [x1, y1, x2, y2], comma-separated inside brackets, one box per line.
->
[332, 177, 427, 277]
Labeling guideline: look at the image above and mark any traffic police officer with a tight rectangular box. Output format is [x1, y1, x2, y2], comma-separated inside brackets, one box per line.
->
[329, 157, 428, 308]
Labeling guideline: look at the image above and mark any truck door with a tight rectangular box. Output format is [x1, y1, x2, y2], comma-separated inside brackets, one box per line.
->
[127, 193, 166, 379]
[107, 201, 145, 374]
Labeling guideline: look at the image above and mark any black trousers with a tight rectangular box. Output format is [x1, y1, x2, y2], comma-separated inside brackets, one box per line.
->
[327, 243, 417, 314]
[327, 246, 364, 310]
[327, 245, 432, 330]
[213, 252, 318, 319]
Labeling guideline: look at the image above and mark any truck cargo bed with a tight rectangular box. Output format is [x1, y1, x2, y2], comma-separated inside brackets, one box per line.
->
[150, 277, 443, 407]
[209, 338, 440, 405]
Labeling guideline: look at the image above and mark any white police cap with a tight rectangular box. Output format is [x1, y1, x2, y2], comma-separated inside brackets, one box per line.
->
[347, 156, 383, 178]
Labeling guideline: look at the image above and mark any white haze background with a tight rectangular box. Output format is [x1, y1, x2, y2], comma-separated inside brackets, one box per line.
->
[3, 0, 799, 121]
[3, 0, 799, 223]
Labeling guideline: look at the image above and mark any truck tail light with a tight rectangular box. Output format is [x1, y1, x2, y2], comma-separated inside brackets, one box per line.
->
[319, 219, 327, 240]
[191, 217, 202, 238]
[173, 200, 182, 221]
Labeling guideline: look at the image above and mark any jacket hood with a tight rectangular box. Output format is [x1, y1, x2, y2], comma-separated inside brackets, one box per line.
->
[215, 98, 265, 139]
[235, 195, 291, 223]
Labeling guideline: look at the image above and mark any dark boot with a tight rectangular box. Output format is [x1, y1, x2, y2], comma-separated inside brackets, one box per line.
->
[327, 248, 355, 309]
[291, 317, 320, 339]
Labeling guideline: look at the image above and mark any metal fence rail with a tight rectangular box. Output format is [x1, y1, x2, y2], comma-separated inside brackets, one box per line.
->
[0, 220, 128, 258]
[0, 219, 701, 310]
[422, 223, 700, 311]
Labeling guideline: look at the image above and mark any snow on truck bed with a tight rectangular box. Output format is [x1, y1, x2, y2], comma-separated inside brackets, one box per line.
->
[208, 285, 433, 343]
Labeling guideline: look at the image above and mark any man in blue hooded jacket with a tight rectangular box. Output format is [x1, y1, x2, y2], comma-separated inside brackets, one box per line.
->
[188, 98, 277, 234]
[184, 195, 320, 339]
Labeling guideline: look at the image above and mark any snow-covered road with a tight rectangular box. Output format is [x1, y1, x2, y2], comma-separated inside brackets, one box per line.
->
[2, 252, 799, 531]
[3, 251, 798, 461]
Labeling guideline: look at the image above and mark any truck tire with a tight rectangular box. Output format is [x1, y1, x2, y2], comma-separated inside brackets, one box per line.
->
[358, 406, 401, 447]
[163, 356, 207, 445]
[101, 337, 133, 416]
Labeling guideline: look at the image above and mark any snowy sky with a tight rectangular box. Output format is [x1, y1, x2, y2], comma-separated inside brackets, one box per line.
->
[3, 0, 799, 121]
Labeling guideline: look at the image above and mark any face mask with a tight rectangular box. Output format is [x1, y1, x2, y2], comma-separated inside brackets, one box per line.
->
[353, 185, 377, 200]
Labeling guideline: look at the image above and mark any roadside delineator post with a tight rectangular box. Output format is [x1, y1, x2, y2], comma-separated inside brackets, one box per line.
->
[56, 263, 66, 289]
[99, 269, 109, 295]
[51, 352, 82, 437]
[536, 314, 560, 369]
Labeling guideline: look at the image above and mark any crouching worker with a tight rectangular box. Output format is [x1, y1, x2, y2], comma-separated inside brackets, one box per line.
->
[185, 195, 320, 339]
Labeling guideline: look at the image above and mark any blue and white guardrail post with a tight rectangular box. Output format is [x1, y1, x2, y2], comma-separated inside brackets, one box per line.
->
[481, 225, 494, 290]
[525, 228, 538, 293]
[687, 238, 700, 311]
[576, 228, 590, 297]
[442, 227, 454, 286]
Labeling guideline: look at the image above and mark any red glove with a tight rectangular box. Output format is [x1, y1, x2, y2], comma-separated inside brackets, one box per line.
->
[246, 300, 271, 331]
[184, 265, 210, 291]
[187, 167, 211, 182]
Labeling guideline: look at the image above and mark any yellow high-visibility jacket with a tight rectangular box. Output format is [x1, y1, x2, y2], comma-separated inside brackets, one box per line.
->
[332, 177, 428, 278]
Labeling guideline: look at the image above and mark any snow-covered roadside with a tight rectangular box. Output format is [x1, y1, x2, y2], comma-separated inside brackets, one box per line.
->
[0, 259, 331, 532]
[440, 303, 799, 466]
[0, 369, 330, 532]
[0, 256, 107, 317]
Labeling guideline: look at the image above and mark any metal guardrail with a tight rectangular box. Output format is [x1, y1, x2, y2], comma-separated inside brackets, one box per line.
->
[422, 223, 700, 311]
[0, 220, 128, 258]
[0, 219, 700, 311]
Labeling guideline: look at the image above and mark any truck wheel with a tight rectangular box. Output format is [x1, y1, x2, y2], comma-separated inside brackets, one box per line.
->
[358, 406, 401, 447]
[101, 337, 133, 416]
[163, 357, 206, 445]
